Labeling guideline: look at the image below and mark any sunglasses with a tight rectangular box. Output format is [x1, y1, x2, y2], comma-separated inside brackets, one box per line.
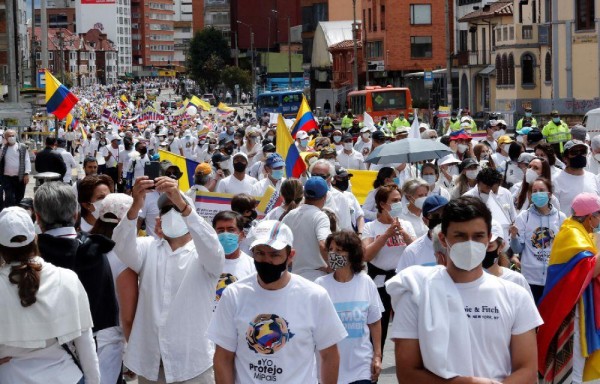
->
[312, 174, 330, 180]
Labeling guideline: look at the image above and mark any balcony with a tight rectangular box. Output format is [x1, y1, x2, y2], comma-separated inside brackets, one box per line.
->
[468, 50, 491, 66]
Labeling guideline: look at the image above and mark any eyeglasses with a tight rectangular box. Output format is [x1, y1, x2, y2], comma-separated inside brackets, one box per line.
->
[312, 174, 330, 180]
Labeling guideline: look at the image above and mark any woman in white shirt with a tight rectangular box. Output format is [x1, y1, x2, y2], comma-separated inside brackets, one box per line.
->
[263, 178, 303, 221]
[316, 230, 384, 384]
[77, 175, 115, 233]
[0, 207, 99, 384]
[398, 178, 430, 238]
[420, 163, 451, 200]
[90, 194, 139, 384]
[509, 178, 566, 303]
[362, 184, 415, 353]
[513, 157, 559, 212]
[362, 167, 396, 222]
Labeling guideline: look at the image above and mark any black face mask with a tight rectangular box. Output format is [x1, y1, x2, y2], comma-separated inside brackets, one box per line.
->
[138, 149, 147, 156]
[224, 146, 234, 155]
[247, 210, 258, 222]
[427, 217, 442, 231]
[254, 258, 288, 284]
[569, 154, 587, 169]
[482, 249, 498, 269]
[335, 179, 349, 192]
[233, 162, 247, 173]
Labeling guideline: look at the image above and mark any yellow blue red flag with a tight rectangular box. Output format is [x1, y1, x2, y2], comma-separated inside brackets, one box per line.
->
[290, 95, 318, 139]
[217, 102, 235, 115]
[276, 113, 306, 178]
[45, 70, 78, 119]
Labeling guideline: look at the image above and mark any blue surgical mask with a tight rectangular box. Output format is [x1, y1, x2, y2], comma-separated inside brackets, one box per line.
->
[531, 191, 549, 208]
[525, 112, 532, 118]
[300, 139, 309, 147]
[218, 232, 240, 255]
[553, 117, 560, 124]
[393, 177, 400, 186]
[271, 169, 284, 180]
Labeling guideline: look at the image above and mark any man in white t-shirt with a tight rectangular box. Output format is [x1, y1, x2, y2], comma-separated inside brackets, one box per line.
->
[554, 140, 600, 216]
[281, 176, 331, 282]
[396, 195, 448, 273]
[386, 196, 542, 383]
[215, 152, 258, 195]
[179, 129, 198, 159]
[310, 160, 354, 231]
[337, 133, 367, 170]
[211, 210, 256, 306]
[207, 220, 347, 384]
[100, 134, 123, 185]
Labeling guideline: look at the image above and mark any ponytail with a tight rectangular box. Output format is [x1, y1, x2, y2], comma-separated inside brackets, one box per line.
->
[1, 237, 41, 308]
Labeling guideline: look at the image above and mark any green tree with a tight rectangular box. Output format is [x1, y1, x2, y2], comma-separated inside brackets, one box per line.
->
[220, 66, 252, 93]
[202, 54, 225, 91]
[187, 27, 230, 88]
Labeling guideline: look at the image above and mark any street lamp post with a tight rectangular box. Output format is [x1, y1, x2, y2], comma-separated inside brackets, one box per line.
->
[352, 0, 358, 91]
[237, 20, 255, 101]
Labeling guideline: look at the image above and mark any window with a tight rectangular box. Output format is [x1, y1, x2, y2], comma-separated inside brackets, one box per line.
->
[545, 52, 551, 82]
[508, 54, 515, 85]
[366, 41, 384, 58]
[522, 25, 533, 39]
[373, 0, 377, 31]
[381, 5, 385, 30]
[410, 36, 432, 58]
[521, 53, 534, 85]
[459, 30, 468, 52]
[368, 8, 371, 32]
[496, 55, 503, 85]
[48, 52, 54, 60]
[410, 4, 431, 24]
[544, 0, 551, 22]
[576, 0, 595, 30]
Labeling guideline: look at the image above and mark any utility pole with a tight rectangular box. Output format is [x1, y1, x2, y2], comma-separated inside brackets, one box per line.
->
[41, 0, 48, 70]
[364, 18, 369, 86]
[250, 29, 255, 99]
[57, 29, 65, 84]
[6, 0, 18, 101]
[445, 0, 453, 108]
[352, 0, 358, 91]
[234, 30, 239, 67]
[31, 0, 37, 87]
[287, 15, 291, 89]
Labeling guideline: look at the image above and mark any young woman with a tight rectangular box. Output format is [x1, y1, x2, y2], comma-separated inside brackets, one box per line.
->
[77, 174, 115, 233]
[362, 185, 415, 352]
[513, 157, 560, 212]
[509, 178, 566, 303]
[451, 158, 480, 199]
[90, 194, 139, 384]
[316, 231, 383, 384]
[264, 178, 304, 221]
[0, 207, 100, 384]
[399, 178, 430, 238]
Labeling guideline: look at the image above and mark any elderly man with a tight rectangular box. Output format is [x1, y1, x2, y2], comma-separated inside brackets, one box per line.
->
[0, 129, 31, 210]
[112, 175, 224, 383]
[537, 193, 600, 383]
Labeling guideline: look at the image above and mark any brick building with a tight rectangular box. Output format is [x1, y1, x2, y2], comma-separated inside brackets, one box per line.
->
[191, 0, 204, 33]
[131, 0, 174, 72]
[83, 28, 118, 84]
[34, 8, 76, 33]
[329, 39, 364, 88]
[363, 0, 454, 86]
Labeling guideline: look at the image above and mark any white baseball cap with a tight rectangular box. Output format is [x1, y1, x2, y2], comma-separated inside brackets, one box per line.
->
[0, 207, 35, 247]
[490, 219, 504, 242]
[99, 193, 133, 224]
[296, 131, 309, 140]
[439, 154, 461, 166]
[250, 220, 294, 250]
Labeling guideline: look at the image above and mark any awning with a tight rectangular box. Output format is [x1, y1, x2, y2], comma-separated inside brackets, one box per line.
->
[477, 65, 496, 77]
[404, 68, 459, 78]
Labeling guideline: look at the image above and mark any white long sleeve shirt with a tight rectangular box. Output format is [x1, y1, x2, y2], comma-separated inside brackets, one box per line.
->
[112, 210, 225, 382]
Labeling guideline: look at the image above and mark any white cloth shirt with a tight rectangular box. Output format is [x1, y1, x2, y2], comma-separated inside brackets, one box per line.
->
[336, 149, 367, 170]
[100, 145, 122, 168]
[56, 148, 77, 183]
[362, 219, 416, 274]
[281, 204, 331, 281]
[396, 233, 436, 273]
[3, 144, 31, 176]
[250, 176, 283, 197]
[112, 210, 225, 383]
[207, 274, 348, 384]
[325, 187, 354, 231]
[554, 170, 600, 215]
[315, 272, 384, 384]
[215, 174, 258, 195]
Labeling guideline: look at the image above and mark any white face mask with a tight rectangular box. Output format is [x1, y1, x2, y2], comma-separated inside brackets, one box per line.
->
[516, 136, 524, 143]
[492, 129, 505, 140]
[458, 144, 469, 154]
[7, 137, 16, 145]
[413, 196, 427, 210]
[479, 192, 489, 203]
[448, 240, 487, 271]
[343, 142, 353, 151]
[422, 174, 437, 186]
[389, 202, 403, 218]
[161, 209, 189, 238]
[219, 161, 230, 169]
[465, 169, 479, 180]
[362, 133, 370, 140]
[448, 165, 459, 177]
[525, 168, 539, 184]
[91, 200, 102, 219]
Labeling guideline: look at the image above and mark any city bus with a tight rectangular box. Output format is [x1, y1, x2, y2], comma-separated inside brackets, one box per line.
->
[256, 90, 304, 119]
[347, 86, 413, 122]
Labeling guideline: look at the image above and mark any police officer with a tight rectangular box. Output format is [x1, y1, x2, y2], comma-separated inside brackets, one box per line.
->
[341, 109, 354, 130]
[516, 107, 538, 130]
[447, 110, 461, 132]
[392, 112, 410, 133]
[542, 110, 570, 155]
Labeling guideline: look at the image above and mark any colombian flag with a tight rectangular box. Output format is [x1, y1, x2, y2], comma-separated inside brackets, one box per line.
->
[217, 102, 235, 115]
[188, 95, 211, 112]
[290, 95, 318, 139]
[276, 113, 305, 178]
[158, 149, 198, 191]
[45, 70, 78, 120]
[537, 217, 600, 382]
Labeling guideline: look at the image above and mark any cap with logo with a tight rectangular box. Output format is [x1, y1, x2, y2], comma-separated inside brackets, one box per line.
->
[265, 153, 285, 168]
[250, 220, 294, 250]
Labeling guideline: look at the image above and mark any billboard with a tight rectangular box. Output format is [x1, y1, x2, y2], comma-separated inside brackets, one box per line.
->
[81, 0, 115, 4]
